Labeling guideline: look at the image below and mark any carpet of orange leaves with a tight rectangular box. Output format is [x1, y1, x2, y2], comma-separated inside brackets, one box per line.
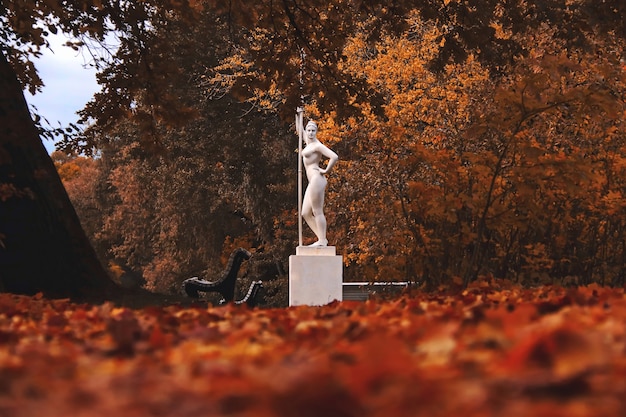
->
[1, 282, 625, 417]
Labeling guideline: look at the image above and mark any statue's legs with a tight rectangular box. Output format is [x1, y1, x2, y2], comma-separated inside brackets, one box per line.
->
[302, 176, 328, 246]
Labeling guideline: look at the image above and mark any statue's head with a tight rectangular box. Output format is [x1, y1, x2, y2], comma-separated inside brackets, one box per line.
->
[305, 120, 318, 132]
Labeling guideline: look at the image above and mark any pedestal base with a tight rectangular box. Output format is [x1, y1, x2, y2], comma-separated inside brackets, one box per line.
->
[289, 246, 343, 306]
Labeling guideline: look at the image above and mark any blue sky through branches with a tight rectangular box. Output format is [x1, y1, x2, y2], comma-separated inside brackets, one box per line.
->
[25, 33, 100, 153]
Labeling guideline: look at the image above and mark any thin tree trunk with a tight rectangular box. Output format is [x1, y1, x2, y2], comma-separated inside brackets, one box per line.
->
[0, 50, 117, 298]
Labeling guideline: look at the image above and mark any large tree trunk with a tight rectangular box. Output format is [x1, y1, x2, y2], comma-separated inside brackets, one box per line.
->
[0, 50, 117, 298]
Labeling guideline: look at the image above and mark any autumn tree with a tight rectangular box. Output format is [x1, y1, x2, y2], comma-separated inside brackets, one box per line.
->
[0, 0, 201, 297]
[194, 0, 625, 118]
[51, 151, 104, 245]
[53, 12, 294, 302]
[314, 8, 626, 287]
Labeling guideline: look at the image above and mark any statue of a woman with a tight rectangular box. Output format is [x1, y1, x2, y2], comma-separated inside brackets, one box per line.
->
[299, 120, 339, 246]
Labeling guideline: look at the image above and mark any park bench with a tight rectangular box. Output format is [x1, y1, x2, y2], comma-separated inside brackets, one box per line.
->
[183, 248, 262, 306]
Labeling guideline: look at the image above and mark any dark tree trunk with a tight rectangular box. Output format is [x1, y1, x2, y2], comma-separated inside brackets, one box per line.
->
[0, 50, 117, 298]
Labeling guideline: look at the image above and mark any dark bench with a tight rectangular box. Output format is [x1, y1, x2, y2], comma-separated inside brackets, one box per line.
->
[183, 248, 262, 306]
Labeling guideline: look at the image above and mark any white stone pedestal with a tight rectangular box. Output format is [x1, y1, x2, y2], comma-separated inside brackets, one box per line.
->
[289, 246, 343, 306]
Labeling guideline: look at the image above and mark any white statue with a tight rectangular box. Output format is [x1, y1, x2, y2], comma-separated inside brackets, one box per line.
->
[296, 116, 339, 247]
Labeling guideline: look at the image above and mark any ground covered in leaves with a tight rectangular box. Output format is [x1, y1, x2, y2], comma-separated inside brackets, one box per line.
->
[1, 282, 625, 417]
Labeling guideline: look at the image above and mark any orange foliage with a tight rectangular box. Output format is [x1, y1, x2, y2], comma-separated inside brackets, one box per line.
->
[1, 285, 625, 416]
[320, 14, 626, 287]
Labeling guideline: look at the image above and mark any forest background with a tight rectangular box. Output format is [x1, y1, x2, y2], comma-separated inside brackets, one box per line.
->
[7, 0, 625, 306]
